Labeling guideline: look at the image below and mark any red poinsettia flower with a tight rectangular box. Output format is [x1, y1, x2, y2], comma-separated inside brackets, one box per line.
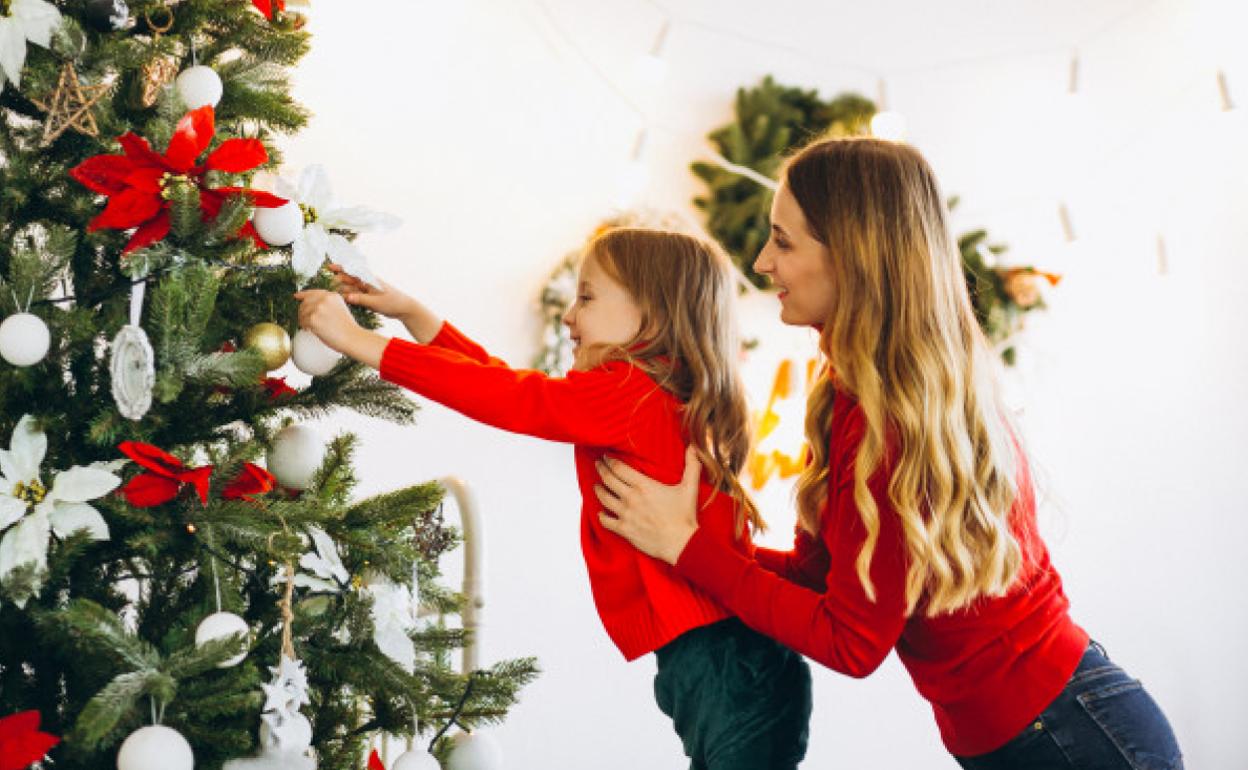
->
[117, 441, 215, 507]
[0, 710, 60, 770]
[262, 376, 298, 400]
[70, 106, 287, 255]
[367, 749, 386, 770]
[252, 0, 286, 19]
[222, 462, 276, 502]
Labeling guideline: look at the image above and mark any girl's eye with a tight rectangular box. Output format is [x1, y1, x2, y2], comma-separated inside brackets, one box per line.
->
[578, 294, 592, 302]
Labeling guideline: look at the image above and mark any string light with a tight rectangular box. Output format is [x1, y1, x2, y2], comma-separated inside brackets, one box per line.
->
[1057, 202, 1076, 243]
[1216, 69, 1235, 111]
[869, 78, 908, 141]
[1156, 234, 1168, 275]
[1067, 49, 1080, 95]
[635, 18, 670, 85]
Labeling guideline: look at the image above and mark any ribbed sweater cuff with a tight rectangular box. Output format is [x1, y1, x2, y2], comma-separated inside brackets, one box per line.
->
[674, 525, 752, 605]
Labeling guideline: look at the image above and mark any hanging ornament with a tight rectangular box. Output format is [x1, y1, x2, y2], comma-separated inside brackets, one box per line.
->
[0, 310, 50, 367]
[195, 611, 250, 667]
[244, 322, 292, 371]
[265, 424, 323, 491]
[137, 5, 178, 107]
[116, 724, 194, 770]
[0, 710, 60, 769]
[445, 731, 502, 770]
[252, 201, 303, 247]
[0, 415, 120, 608]
[83, 0, 130, 31]
[70, 105, 286, 255]
[264, 165, 401, 286]
[291, 329, 341, 376]
[29, 60, 111, 146]
[0, 0, 62, 95]
[110, 277, 156, 421]
[175, 64, 222, 109]
[391, 749, 441, 770]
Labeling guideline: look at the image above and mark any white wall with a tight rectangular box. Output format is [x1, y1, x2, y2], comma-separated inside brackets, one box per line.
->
[280, 1, 1247, 767]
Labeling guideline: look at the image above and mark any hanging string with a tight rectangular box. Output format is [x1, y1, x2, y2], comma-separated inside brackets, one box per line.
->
[427, 672, 479, 752]
[280, 561, 296, 659]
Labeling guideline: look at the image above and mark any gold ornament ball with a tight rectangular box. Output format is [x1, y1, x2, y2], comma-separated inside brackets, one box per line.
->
[243, 322, 292, 371]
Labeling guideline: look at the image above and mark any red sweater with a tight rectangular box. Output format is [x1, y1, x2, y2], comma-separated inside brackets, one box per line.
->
[379, 322, 746, 660]
[675, 394, 1088, 757]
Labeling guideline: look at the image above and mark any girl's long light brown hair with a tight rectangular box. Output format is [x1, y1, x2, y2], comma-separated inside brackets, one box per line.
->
[787, 138, 1022, 616]
[585, 228, 763, 537]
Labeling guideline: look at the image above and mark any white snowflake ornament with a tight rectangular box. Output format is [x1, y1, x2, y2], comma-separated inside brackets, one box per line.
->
[0, 414, 120, 606]
[0, 0, 63, 94]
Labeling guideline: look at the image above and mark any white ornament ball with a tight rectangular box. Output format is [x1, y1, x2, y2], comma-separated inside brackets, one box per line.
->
[0, 312, 51, 367]
[175, 65, 224, 109]
[291, 329, 342, 376]
[253, 201, 304, 247]
[446, 731, 502, 770]
[116, 725, 194, 770]
[259, 712, 313, 753]
[393, 748, 442, 770]
[194, 611, 250, 667]
[266, 424, 324, 490]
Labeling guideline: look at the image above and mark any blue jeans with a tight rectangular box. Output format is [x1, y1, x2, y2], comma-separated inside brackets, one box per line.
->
[955, 641, 1183, 770]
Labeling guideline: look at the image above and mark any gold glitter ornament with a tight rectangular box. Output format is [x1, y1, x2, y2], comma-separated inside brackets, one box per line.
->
[243, 322, 292, 371]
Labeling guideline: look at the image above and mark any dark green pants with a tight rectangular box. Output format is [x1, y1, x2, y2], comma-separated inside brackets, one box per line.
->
[654, 618, 812, 770]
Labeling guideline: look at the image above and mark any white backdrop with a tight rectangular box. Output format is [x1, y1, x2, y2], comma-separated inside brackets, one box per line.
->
[278, 1, 1248, 767]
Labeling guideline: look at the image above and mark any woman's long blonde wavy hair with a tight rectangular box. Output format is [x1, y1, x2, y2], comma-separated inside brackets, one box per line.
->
[584, 228, 763, 538]
[787, 138, 1022, 617]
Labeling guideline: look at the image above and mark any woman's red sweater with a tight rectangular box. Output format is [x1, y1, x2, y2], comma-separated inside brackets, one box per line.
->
[674, 394, 1088, 756]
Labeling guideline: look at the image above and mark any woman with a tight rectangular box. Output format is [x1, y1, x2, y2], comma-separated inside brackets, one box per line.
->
[594, 137, 1183, 769]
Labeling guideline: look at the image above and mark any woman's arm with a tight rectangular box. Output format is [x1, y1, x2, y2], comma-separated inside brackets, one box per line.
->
[596, 434, 908, 678]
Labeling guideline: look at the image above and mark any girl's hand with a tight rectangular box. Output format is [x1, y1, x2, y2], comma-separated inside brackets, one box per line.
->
[594, 446, 702, 565]
[293, 289, 362, 353]
[329, 263, 415, 321]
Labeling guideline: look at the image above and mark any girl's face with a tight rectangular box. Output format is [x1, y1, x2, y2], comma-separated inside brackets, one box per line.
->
[562, 254, 644, 370]
[754, 183, 837, 327]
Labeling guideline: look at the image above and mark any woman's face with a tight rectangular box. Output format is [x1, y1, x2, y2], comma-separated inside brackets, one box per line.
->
[754, 183, 836, 327]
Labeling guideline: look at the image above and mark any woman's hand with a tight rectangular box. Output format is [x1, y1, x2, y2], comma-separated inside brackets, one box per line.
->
[594, 446, 703, 565]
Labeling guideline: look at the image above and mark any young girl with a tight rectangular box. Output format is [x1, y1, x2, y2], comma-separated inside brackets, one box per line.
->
[295, 228, 812, 769]
[594, 139, 1184, 769]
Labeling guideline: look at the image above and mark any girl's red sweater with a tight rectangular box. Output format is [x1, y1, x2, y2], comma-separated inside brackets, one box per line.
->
[674, 394, 1088, 757]
[378, 322, 745, 660]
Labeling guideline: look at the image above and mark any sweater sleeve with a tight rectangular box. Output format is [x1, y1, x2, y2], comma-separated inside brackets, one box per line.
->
[673, 408, 910, 678]
[426, 321, 508, 367]
[379, 336, 656, 447]
[752, 528, 830, 590]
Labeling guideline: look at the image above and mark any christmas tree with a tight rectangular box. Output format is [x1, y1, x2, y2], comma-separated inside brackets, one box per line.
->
[0, 2, 536, 769]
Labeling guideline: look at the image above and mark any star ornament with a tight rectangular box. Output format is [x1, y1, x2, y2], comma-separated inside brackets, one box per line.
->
[30, 61, 110, 146]
[69, 105, 288, 255]
[0, 0, 62, 95]
[261, 655, 310, 717]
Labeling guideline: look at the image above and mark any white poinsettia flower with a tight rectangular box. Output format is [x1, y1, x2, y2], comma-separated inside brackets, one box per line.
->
[0, 415, 120, 607]
[0, 0, 63, 94]
[274, 165, 401, 288]
[271, 525, 349, 593]
[367, 578, 417, 672]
